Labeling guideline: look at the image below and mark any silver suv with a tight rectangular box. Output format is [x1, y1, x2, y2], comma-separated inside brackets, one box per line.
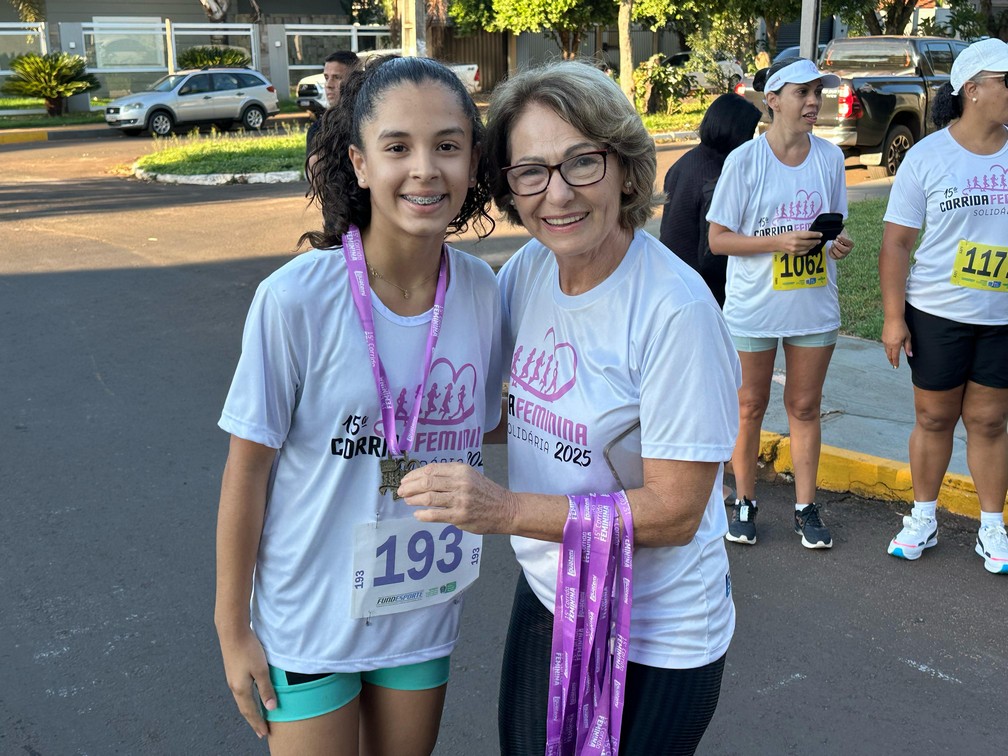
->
[105, 67, 280, 137]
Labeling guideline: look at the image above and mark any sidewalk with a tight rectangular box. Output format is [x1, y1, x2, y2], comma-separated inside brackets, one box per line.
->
[0, 110, 311, 145]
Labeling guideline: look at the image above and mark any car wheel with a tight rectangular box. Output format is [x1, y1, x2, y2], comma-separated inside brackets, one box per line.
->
[881, 124, 913, 176]
[241, 105, 266, 131]
[147, 111, 174, 137]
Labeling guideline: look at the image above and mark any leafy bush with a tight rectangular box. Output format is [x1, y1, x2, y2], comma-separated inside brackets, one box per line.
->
[0, 53, 99, 116]
[633, 55, 695, 115]
[177, 46, 251, 69]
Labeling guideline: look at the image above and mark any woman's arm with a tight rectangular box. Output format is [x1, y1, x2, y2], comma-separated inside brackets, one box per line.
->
[878, 222, 920, 368]
[708, 221, 822, 257]
[398, 456, 718, 548]
[214, 435, 279, 739]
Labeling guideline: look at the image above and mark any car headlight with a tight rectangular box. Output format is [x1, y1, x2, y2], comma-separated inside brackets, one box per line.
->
[122, 102, 145, 110]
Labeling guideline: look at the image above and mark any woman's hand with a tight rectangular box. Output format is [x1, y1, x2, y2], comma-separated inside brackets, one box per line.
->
[217, 624, 277, 739]
[882, 317, 913, 368]
[777, 230, 823, 256]
[829, 232, 854, 260]
[399, 463, 518, 534]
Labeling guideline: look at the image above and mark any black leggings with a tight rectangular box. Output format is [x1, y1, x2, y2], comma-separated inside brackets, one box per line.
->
[498, 572, 725, 756]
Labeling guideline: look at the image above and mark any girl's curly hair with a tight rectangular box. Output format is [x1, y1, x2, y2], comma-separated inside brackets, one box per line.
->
[299, 55, 494, 250]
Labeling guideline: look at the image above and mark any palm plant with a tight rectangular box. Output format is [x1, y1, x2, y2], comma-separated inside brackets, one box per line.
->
[1, 52, 99, 116]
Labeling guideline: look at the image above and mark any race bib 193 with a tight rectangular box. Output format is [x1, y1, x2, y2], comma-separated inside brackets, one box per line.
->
[772, 249, 826, 291]
[950, 240, 1008, 291]
[350, 518, 481, 619]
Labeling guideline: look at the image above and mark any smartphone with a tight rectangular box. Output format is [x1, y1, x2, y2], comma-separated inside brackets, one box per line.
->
[807, 212, 844, 255]
[603, 421, 643, 491]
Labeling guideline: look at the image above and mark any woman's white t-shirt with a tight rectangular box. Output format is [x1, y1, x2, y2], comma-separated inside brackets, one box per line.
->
[884, 127, 1008, 325]
[219, 246, 502, 673]
[707, 133, 848, 338]
[498, 230, 741, 669]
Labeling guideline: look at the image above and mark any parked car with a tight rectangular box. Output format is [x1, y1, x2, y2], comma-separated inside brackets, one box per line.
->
[772, 44, 827, 65]
[295, 54, 481, 114]
[737, 36, 970, 176]
[662, 52, 744, 92]
[104, 67, 280, 137]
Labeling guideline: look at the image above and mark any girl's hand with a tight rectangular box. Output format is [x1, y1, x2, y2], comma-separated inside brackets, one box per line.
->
[399, 462, 517, 535]
[829, 232, 854, 260]
[777, 230, 823, 256]
[218, 625, 277, 739]
[882, 317, 913, 368]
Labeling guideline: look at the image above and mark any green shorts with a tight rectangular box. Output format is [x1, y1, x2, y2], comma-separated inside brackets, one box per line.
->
[262, 656, 451, 723]
[731, 329, 839, 353]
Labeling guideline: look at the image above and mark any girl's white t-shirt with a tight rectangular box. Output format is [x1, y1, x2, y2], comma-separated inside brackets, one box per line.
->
[707, 133, 848, 338]
[884, 127, 1008, 325]
[219, 246, 502, 673]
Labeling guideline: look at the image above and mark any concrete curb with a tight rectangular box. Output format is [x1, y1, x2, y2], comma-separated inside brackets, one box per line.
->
[0, 130, 48, 144]
[133, 166, 302, 185]
[757, 430, 982, 519]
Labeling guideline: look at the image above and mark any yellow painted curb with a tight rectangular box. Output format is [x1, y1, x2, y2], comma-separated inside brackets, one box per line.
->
[755, 430, 983, 520]
[0, 131, 47, 144]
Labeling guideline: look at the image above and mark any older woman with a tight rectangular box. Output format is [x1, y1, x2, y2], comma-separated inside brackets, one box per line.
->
[880, 37, 1008, 573]
[398, 61, 741, 754]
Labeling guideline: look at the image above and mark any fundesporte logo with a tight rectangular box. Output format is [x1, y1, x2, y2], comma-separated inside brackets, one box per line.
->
[510, 327, 577, 402]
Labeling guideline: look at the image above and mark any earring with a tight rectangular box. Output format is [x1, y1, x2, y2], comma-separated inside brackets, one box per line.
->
[972, 97, 977, 102]
[624, 181, 632, 190]
[508, 198, 515, 206]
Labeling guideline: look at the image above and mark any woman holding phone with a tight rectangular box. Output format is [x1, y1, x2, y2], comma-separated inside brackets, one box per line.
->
[707, 57, 855, 549]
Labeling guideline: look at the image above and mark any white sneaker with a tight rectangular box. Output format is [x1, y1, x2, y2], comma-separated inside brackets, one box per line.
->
[975, 525, 1008, 574]
[887, 515, 938, 560]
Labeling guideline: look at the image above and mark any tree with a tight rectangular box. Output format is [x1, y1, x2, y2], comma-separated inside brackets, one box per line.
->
[451, 0, 615, 59]
[1, 52, 99, 116]
[8, 0, 45, 22]
[828, 0, 920, 36]
[199, 0, 230, 22]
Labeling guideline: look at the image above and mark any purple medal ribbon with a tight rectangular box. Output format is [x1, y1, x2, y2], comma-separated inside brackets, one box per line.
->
[341, 224, 447, 457]
[547, 491, 634, 756]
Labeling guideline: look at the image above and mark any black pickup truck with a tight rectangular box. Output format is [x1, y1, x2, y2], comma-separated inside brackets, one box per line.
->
[738, 36, 970, 176]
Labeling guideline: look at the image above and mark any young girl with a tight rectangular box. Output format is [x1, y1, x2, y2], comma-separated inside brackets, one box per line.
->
[214, 56, 502, 754]
[707, 57, 855, 549]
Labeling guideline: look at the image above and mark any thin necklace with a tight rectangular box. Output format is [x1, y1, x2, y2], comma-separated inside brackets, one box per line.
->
[367, 259, 440, 300]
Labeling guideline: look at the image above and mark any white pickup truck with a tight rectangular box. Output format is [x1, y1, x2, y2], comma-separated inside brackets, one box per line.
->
[296, 57, 480, 114]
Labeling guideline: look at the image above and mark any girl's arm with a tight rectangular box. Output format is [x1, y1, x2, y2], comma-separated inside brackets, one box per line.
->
[878, 222, 920, 368]
[708, 221, 823, 257]
[399, 456, 718, 548]
[214, 435, 279, 739]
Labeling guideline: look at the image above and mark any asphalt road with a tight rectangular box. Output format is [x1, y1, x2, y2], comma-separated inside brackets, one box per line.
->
[1, 135, 1005, 755]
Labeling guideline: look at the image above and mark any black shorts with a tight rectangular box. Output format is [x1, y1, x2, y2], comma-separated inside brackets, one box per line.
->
[904, 301, 1008, 391]
[498, 572, 725, 756]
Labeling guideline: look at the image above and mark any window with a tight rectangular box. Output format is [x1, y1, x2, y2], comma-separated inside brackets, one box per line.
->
[180, 74, 211, 95]
[236, 72, 265, 88]
[213, 72, 240, 92]
[923, 42, 953, 75]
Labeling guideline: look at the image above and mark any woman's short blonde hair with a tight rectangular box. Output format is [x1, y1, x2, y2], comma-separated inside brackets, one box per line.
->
[485, 60, 661, 231]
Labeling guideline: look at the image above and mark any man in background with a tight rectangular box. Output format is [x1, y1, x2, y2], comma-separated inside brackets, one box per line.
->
[306, 50, 360, 172]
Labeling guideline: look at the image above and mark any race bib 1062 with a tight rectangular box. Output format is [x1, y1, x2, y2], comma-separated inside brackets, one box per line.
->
[950, 240, 1008, 291]
[772, 249, 827, 291]
[350, 518, 481, 619]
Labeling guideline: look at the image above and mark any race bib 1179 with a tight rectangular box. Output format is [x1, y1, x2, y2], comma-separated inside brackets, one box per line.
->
[950, 240, 1008, 292]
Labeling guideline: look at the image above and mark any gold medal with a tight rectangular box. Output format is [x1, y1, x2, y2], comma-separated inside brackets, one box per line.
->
[379, 452, 419, 499]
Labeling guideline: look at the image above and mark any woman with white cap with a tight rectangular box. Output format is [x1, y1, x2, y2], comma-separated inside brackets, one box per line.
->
[880, 37, 1008, 574]
[707, 57, 855, 549]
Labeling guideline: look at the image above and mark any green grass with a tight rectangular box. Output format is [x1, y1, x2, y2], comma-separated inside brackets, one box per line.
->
[134, 126, 308, 175]
[641, 98, 709, 134]
[837, 198, 887, 341]
[0, 110, 104, 128]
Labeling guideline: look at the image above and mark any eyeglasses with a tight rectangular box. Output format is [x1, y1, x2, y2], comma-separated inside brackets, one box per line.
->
[976, 72, 1008, 88]
[501, 150, 609, 196]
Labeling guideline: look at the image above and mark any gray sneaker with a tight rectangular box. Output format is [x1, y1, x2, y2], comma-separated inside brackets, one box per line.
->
[795, 503, 832, 549]
[726, 497, 758, 544]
